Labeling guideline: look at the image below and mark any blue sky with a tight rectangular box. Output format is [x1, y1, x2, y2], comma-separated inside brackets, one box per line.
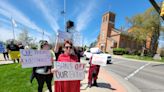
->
[0, 0, 163, 47]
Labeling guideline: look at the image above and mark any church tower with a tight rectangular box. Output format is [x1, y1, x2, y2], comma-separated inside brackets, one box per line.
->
[98, 12, 115, 52]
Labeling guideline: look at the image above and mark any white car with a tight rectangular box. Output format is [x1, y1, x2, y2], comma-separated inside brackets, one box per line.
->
[83, 49, 92, 60]
[83, 48, 112, 64]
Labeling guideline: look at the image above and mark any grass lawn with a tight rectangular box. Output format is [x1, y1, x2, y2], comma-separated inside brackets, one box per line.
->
[123, 54, 164, 63]
[0, 63, 49, 92]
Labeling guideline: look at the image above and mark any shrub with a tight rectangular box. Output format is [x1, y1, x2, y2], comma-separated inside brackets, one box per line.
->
[113, 48, 126, 55]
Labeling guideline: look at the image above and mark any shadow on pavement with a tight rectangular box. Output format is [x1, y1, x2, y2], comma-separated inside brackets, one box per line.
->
[107, 62, 113, 64]
[80, 83, 116, 90]
[152, 64, 164, 67]
[97, 83, 116, 90]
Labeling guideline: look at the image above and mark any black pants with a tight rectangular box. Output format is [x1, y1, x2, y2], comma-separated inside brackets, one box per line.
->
[35, 73, 53, 92]
[3, 52, 9, 60]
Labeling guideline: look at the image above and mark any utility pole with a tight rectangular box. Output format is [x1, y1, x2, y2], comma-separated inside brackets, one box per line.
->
[62, 0, 66, 32]
[42, 29, 44, 40]
[149, 0, 164, 20]
[11, 17, 15, 40]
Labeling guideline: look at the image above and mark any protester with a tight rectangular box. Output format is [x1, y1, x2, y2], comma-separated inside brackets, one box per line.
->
[74, 47, 81, 62]
[54, 40, 80, 92]
[18, 42, 24, 49]
[3, 45, 9, 61]
[88, 50, 101, 88]
[33, 41, 54, 92]
[55, 46, 64, 61]
[7, 41, 19, 63]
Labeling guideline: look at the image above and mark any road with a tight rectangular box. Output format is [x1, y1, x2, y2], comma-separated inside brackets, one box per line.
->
[104, 57, 164, 92]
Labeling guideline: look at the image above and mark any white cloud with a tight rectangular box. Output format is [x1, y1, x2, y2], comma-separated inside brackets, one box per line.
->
[0, 28, 13, 42]
[0, 27, 21, 42]
[0, 8, 10, 17]
[0, 17, 10, 25]
[0, 1, 50, 36]
[76, 0, 97, 32]
[0, 26, 49, 43]
[33, 0, 59, 33]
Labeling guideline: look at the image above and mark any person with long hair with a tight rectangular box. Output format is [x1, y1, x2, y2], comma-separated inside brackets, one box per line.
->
[34, 41, 53, 92]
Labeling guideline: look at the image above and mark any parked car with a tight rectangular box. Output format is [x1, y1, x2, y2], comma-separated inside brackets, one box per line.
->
[83, 49, 92, 60]
[83, 48, 112, 64]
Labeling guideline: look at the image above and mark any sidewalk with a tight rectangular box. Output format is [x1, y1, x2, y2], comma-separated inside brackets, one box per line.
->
[0, 54, 13, 65]
[80, 66, 126, 92]
[45, 58, 127, 92]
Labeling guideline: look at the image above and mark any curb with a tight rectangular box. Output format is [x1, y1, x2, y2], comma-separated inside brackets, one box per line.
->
[112, 55, 163, 64]
[100, 67, 127, 92]
[104, 67, 141, 92]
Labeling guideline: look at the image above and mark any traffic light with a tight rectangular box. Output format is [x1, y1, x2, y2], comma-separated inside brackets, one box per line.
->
[160, 1, 164, 17]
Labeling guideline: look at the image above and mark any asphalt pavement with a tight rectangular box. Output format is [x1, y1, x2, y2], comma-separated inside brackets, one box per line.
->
[105, 56, 164, 92]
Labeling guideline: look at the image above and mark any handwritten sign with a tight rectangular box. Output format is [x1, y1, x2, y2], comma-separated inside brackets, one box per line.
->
[92, 54, 107, 66]
[72, 32, 83, 47]
[54, 62, 86, 81]
[58, 30, 72, 43]
[20, 49, 52, 68]
[0, 42, 5, 53]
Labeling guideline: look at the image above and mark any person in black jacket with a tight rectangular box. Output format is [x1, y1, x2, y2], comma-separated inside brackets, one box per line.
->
[31, 41, 53, 92]
[55, 46, 63, 61]
[7, 41, 19, 63]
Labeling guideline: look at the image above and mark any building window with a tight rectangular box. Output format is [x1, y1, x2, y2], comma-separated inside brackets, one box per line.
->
[109, 15, 115, 23]
[106, 16, 108, 22]
[103, 17, 105, 22]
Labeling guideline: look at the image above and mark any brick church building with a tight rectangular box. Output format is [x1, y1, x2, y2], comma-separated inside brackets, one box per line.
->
[96, 11, 150, 53]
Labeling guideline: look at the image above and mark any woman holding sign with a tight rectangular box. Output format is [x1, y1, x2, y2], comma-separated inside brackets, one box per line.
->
[55, 40, 80, 92]
[35, 41, 54, 92]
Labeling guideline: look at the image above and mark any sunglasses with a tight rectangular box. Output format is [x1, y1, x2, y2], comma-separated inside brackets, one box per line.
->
[65, 46, 72, 49]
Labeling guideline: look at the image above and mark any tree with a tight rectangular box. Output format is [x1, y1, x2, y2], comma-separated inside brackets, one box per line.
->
[126, 7, 164, 56]
[83, 45, 88, 51]
[18, 28, 33, 45]
[89, 41, 97, 48]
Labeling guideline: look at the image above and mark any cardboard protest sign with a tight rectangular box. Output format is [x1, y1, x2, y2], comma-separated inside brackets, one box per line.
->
[72, 32, 83, 47]
[58, 30, 72, 43]
[92, 54, 107, 66]
[20, 49, 52, 68]
[0, 42, 5, 53]
[54, 62, 85, 81]
[56, 30, 83, 47]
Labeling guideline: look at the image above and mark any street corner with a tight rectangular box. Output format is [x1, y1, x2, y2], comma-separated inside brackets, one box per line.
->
[99, 67, 127, 92]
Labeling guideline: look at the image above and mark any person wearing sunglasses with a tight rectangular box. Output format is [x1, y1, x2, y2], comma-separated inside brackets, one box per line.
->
[32, 41, 54, 92]
[54, 40, 80, 92]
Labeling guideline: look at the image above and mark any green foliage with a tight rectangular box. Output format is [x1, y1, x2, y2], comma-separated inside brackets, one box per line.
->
[31, 44, 38, 49]
[113, 48, 127, 55]
[89, 41, 97, 48]
[126, 7, 163, 56]
[83, 45, 87, 51]
[123, 54, 164, 62]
